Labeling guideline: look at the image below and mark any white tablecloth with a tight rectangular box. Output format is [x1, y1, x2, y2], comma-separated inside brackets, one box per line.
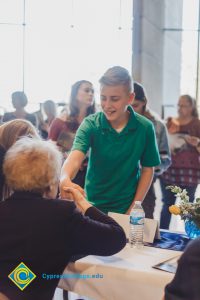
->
[59, 245, 182, 300]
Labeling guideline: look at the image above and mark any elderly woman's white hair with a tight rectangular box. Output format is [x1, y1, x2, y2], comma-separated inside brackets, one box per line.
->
[3, 137, 62, 193]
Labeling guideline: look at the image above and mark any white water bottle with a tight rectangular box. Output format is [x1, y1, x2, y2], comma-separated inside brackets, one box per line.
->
[129, 201, 145, 248]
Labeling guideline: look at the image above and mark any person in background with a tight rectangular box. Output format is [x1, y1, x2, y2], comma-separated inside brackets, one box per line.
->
[58, 105, 69, 122]
[0, 137, 126, 300]
[164, 238, 200, 300]
[49, 80, 95, 187]
[0, 107, 4, 125]
[3, 91, 37, 126]
[0, 119, 40, 201]
[131, 82, 171, 219]
[60, 66, 160, 214]
[160, 95, 200, 229]
[38, 100, 57, 139]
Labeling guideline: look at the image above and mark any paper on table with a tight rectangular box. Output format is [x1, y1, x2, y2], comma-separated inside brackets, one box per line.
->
[108, 212, 160, 243]
[152, 255, 181, 273]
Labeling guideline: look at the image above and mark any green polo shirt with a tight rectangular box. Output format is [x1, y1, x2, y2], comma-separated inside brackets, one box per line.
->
[72, 106, 160, 213]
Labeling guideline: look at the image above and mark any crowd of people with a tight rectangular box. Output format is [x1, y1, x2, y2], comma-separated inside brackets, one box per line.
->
[0, 66, 200, 299]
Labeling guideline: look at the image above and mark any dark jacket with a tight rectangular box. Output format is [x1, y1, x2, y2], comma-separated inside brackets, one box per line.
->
[2, 112, 37, 127]
[0, 191, 126, 300]
[0, 145, 6, 200]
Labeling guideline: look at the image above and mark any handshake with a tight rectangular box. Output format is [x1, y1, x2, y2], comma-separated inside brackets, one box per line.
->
[60, 179, 91, 214]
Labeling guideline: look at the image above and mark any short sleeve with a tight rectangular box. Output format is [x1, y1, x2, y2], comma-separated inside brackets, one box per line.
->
[71, 118, 93, 154]
[140, 122, 161, 167]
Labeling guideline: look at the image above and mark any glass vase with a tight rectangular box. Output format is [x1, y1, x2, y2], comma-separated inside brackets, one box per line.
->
[184, 219, 200, 239]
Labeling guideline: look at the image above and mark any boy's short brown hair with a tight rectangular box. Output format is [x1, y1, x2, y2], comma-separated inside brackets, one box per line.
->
[99, 66, 133, 94]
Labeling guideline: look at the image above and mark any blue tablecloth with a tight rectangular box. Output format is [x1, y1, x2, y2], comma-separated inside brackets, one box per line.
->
[146, 230, 190, 251]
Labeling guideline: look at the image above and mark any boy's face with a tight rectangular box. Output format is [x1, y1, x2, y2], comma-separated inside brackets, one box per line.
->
[100, 84, 134, 124]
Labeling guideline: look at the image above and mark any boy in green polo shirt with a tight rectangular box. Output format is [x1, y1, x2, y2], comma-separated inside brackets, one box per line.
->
[60, 66, 160, 214]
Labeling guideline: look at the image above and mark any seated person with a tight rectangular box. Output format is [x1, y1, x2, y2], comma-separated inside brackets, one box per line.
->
[164, 238, 200, 300]
[3, 91, 37, 126]
[0, 137, 126, 300]
[38, 100, 57, 139]
[0, 119, 40, 201]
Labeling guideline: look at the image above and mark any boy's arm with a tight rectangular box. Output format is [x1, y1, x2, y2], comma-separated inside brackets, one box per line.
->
[126, 166, 154, 214]
[60, 150, 86, 198]
[60, 117, 93, 198]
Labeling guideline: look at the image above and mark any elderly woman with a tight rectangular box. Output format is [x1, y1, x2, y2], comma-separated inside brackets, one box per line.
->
[0, 137, 126, 300]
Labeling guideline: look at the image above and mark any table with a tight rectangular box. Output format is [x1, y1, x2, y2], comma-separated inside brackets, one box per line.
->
[58, 245, 182, 300]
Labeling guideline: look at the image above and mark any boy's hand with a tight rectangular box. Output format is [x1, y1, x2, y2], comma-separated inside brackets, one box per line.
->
[60, 178, 85, 199]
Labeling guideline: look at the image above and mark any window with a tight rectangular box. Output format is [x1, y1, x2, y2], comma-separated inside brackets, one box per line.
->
[0, 0, 133, 113]
[162, 0, 200, 118]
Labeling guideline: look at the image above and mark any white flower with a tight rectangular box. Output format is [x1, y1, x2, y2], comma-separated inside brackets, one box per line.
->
[184, 195, 189, 202]
[182, 189, 187, 196]
[176, 193, 181, 198]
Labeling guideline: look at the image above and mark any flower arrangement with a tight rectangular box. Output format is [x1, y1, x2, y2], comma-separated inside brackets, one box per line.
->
[168, 185, 200, 228]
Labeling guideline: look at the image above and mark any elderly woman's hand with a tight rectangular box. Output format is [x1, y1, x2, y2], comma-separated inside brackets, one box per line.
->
[63, 187, 92, 214]
[59, 177, 85, 199]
